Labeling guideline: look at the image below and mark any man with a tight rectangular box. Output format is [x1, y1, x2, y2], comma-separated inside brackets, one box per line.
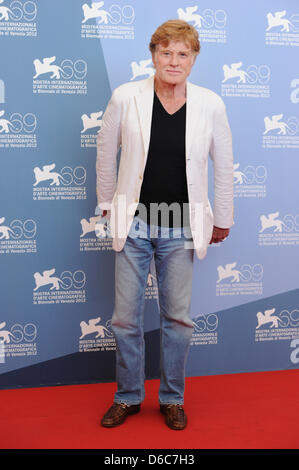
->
[96, 19, 234, 430]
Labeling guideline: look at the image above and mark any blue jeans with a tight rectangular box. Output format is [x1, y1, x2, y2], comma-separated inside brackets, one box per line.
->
[111, 216, 194, 405]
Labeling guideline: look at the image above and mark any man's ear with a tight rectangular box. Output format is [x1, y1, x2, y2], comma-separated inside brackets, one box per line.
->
[151, 52, 156, 68]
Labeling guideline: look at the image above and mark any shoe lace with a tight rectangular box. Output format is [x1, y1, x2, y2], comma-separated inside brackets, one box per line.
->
[108, 402, 128, 417]
[116, 402, 128, 409]
[166, 404, 184, 418]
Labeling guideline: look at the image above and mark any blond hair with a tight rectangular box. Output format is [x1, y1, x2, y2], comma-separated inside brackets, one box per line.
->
[149, 19, 200, 55]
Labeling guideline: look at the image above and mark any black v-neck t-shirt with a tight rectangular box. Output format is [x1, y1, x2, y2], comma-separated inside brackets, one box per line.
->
[135, 92, 190, 228]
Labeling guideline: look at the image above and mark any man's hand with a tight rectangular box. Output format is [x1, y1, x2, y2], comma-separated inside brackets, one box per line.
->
[209, 226, 230, 244]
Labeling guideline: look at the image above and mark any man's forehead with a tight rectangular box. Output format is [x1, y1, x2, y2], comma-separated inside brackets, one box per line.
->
[158, 41, 192, 51]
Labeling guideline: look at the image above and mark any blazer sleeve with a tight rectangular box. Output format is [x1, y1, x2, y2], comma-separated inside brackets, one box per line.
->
[209, 97, 234, 228]
[96, 90, 122, 214]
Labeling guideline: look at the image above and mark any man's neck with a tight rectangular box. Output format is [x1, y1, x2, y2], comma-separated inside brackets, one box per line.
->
[154, 76, 186, 101]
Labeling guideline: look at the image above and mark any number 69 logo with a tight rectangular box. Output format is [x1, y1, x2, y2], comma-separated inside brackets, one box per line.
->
[7, 1, 37, 22]
[10, 323, 38, 343]
[9, 113, 37, 134]
[193, 313, 218, 333]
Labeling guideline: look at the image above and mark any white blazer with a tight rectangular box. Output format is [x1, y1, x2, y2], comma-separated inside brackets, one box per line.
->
[96, 76, 234, 260]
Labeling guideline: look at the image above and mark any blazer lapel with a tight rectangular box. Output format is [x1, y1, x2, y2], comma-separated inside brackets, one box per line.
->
[134, 76, 155, 157]
[186, 81, 199, 158]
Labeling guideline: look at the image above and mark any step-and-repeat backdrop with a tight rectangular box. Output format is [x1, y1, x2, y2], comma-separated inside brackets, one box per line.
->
[1, 0, 299, 389]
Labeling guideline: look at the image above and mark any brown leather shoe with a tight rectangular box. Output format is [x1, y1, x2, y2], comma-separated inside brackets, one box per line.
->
[101, 402, 141, 428]
[160, 404, 187, 430]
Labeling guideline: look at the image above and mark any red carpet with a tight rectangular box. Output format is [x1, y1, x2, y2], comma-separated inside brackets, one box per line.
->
[0, 369, 298, 449]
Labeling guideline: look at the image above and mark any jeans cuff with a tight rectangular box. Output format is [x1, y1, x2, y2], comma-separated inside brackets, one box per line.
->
[159, 401, 184, 405]
[114, 400, 141, 406]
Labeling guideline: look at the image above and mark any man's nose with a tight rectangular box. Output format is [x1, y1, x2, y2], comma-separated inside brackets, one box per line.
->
[169, 54, 179, 66]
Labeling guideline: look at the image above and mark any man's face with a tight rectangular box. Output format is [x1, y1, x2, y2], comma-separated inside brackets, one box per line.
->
[152, 40, 196, 86]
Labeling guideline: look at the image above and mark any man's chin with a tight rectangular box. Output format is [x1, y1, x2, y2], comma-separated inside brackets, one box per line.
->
[162, 75, 185, 85]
